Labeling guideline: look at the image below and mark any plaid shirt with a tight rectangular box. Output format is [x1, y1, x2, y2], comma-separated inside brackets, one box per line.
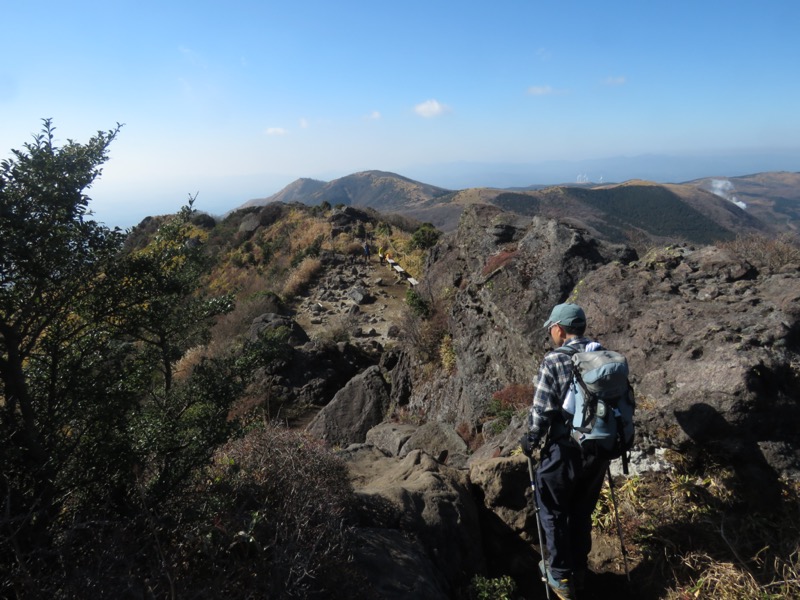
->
[528, 336, 596, 446]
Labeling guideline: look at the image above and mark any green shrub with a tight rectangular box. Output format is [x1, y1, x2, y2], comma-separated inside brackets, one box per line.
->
[406, 288, 430, 318]
[469, 574, 516, 600]
[409, 223, 441, 250]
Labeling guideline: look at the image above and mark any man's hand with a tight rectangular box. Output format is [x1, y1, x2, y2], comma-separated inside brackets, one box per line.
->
[519, 433, 539, 458]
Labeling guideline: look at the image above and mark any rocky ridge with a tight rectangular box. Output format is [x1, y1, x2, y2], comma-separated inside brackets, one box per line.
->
[249, 203, 800, 598]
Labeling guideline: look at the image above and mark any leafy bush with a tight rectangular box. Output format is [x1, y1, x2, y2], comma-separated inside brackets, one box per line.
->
[469, 574, 516, 600]
[406, 288, 430, 317]
[483, 384, 533, 436]
[409, 222, 441, 250]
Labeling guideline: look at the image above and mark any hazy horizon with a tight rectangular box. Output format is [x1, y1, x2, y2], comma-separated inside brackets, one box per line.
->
[2, 1, 799, 228]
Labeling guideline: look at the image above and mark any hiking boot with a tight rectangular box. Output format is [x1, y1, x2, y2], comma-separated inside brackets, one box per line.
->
[539, 560, 576, 600]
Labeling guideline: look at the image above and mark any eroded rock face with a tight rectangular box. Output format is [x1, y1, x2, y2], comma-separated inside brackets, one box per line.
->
[410, 206, 800, 494]
[577, 244, 800, 498]
[342, 446, 486, 599]
[290, 205, 800, 598]
[469, 456, 539, 584]
[411, 205, 635, 429]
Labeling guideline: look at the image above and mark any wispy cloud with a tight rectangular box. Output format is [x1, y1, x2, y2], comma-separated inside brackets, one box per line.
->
[365, 110, 381, 120]
[265, 127, 288, 136]
[178, 45, 206, 69]
[414, 99, 450, 118]
[603, 76, 627, 86]
[299, 118, 309, 129]
[527, 85, 556, 96]
[535, 47, 552, 62]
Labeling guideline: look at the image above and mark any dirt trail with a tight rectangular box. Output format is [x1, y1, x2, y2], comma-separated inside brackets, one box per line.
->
[294, 255, 413, 347]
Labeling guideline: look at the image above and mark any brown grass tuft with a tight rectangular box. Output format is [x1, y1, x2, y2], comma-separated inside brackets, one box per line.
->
[482, 248, 518, 277]
[282, 257, 322, 298]
[718, 232, 800, 270]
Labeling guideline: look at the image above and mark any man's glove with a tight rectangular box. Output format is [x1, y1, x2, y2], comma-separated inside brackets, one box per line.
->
[519, 433, 539, 458]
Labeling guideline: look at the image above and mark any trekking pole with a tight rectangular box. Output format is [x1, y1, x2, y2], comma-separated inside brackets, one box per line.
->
[606, 466, 631, 583]
[527, 455, 552, 600]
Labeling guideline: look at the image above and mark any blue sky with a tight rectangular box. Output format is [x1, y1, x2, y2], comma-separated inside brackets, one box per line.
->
[2, 0, 799, 228]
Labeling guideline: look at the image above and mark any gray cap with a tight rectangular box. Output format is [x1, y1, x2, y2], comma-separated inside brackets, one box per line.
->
[543, 303, 586, 330]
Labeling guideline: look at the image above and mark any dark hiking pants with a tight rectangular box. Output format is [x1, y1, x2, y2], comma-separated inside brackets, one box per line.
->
[535, 438, 610, 580]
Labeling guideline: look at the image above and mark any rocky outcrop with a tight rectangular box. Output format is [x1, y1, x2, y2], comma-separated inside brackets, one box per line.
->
[410, 205, 635, 428]
[293, 203, 799, 596]
[399, 421, 470, 468]
[468, 456, 539, 583]
[343, 446, 486, 599]
[306, 366, 391, 446]
[249, 313, 310, 346]
[406, 205, 800, 496]
[576, 244, 800, 499]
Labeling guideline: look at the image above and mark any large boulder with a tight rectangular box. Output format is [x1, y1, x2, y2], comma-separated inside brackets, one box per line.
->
[366, 422, 418, 457]
[249, 313, 309, 346]
[350, 528, 449, 599]
[306, 366, 390, 446]
[342, 446, 486, 598]
[399, 421, 470, 468]
[577, 244, 800, 501]
[469, 456, 540, 587]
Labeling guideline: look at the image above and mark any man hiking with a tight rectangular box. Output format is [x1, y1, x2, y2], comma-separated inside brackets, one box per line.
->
[362, 240, 371, 265]
[521, 303, 610, 599]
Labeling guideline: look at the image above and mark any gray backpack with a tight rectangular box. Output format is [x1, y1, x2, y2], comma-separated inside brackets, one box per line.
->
[556, 347, 636, 473]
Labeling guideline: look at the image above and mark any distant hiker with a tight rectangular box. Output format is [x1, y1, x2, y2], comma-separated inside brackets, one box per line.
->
[378, 246, 385, 265]
[520, 303, 608, 600]
[363, 240, 370, 265]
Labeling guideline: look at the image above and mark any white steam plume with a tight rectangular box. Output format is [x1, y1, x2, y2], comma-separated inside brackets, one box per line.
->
[709, 179, 746, 210]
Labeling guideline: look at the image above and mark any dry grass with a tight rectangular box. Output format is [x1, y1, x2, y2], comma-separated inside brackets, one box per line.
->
[718, 232, 800, 270]
[481, 248, 518, 277]
[624, 465, 800, 600]
[209, 287, 282, 352]
[173, 345, 209, 382]
[664, 553, 769, 599]
[282, 257, 323, 299]
[439, 334, 456, 373]
[288, 216, 331, 254]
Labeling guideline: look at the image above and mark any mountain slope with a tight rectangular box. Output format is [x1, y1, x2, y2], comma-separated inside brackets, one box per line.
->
[235, 170, 797, 244]
[686, 171, 800, 234]
[240, 170, 453, 213]
[467, 181, 768, 245]
[240, 177, 327, 209]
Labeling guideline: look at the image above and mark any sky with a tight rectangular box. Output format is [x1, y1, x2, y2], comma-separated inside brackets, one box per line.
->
[2, 0, 799, 229]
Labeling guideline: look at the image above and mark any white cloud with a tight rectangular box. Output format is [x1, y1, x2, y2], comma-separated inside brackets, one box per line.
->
[527, 85, 555, 96]
[299, 118, 309, 128]
[265, 127, 288, 136]
[603, 76, 627, 86]
[365, 110, 381, 120]
[414, 99, 449, 118]
[178, 46, 205, 69]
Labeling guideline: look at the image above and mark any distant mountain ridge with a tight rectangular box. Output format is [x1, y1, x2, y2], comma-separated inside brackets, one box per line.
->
[241, 170, 453, 212]
[236, 169, 800, 244]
